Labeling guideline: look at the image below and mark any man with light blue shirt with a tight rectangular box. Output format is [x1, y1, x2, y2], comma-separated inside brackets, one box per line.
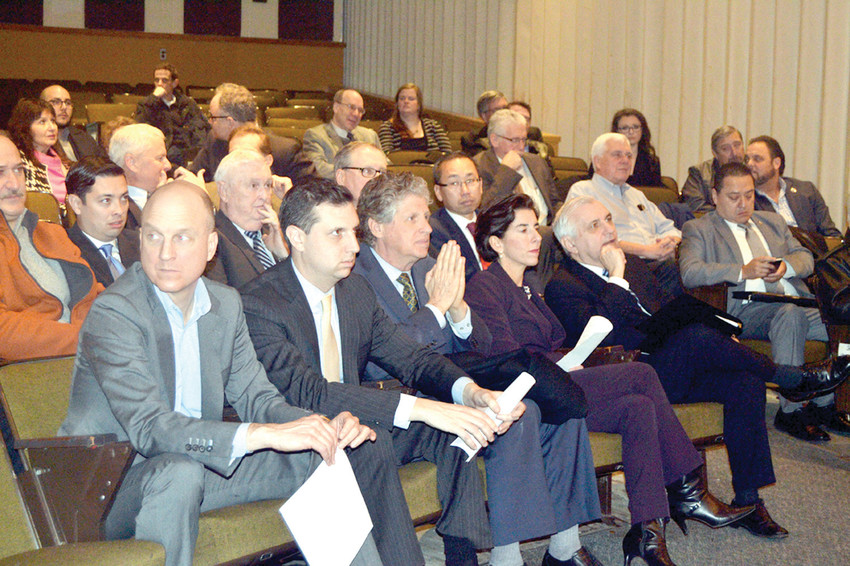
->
[302, 89, 381, 179]
[59, 180, 402, 566]
[568, 132, 683, 300]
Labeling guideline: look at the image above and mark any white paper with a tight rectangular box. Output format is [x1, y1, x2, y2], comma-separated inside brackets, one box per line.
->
[279, 450, 372, 566]
[839, 343, 850, 357]
[451, 371, 536, 461]
[557, 315, 613, 371]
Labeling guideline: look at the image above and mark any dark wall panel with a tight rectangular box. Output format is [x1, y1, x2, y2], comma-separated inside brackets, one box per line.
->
[85, 0, 144, 31]
[279, 0, 333, 41]
[0, 0, 43, 25]
[184, 0, 240, 37]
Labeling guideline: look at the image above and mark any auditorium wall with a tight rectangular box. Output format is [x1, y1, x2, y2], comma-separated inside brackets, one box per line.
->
[342, 0, 850, 228]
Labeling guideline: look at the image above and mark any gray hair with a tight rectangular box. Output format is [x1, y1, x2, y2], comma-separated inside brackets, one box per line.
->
[214, 83, 257, 123]
[214, 148, 267, 185]
[487, 108, 526, 137]
[356, 172, 431, 246]
[476, 90, 506, 117]
[552, 196, 599, 242]
[108, 123, 165, 170]
[590, 132, 630, 160]
[333, 141, 386, 172]
[710, 125, 742, 154]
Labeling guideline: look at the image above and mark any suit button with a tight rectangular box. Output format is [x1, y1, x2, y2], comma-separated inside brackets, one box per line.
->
[185, 444, 192, 451]
[206, 446, 214, 452]
[192, 444, 199, 451]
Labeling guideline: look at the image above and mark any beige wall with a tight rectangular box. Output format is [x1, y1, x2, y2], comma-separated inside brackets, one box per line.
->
[0, 25, 344, 91]
[342, 0, 849, 229]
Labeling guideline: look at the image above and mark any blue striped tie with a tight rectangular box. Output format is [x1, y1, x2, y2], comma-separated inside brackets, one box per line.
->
[246, 231, 275, 270]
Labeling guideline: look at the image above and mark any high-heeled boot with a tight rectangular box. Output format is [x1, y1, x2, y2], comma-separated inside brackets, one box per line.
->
[665, 467, 754, 535]
[622, 518, 676, 566]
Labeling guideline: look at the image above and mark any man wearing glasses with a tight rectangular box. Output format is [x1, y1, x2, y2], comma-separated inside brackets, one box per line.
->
[429, 152, 487, 282]
[39, 84, 107, 161]
[303, 89, 380, 179]
[474, 109, 560, 226]
[333, 141, 388, 203]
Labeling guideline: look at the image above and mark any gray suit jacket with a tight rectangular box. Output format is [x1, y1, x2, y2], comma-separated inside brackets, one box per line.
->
[302, 123, 380, 179]
[474, 148, 559, 223]
[353, 245, 492, 382]
[754, 177, 842, 238]
[59, 263, 309, 477]
[680, 158, 718, 214]
[679, 210, 814, 316]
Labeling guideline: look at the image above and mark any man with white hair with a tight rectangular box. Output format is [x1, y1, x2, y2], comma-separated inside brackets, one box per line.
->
[109, 123, 204, 229]
[190, 82, 315, 183]
[207, 149, 288, 289]
[39, 84, 107, 161]
[333, 141, 388, 203]
[568, 132, 683, 299]
[473, 109, 559, 226]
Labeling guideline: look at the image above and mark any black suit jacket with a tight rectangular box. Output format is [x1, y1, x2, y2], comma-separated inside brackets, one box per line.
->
[67, 223, 140, 287]
[241, 259, 468, 428]
[125, 199, 143, 231]
[753, 177, 841, 238]
[544, 256, 663, 351]
[191, 131, 317, 183]
[66, 127, 107, 161]
[206, 211, 268, 290]
[429, 207, 481, 282]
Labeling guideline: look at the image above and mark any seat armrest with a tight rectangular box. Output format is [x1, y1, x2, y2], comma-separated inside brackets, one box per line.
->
[15, 433, 119, 450]
[686, 283, 729, 311]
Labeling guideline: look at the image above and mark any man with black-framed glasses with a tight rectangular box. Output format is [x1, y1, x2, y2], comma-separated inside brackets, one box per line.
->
[333, 141, 388, 202]
[303, 88, 380, 179]
[39, 84, 107, 162]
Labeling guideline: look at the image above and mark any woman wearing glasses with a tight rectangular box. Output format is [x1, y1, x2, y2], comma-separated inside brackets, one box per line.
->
[378, 83, 451, 154]
[8, 98, 72, 208]
[589, 108, 663, 187]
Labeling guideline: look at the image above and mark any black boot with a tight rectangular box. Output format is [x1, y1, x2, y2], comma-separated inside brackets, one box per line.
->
[622, 518, 676, 566]
[665, 467, 754, 534]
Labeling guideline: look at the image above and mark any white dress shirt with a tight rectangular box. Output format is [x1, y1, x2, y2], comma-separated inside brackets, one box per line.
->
[128, 185, 149, 210]
[723, 218, 798, 296]
[445, 209, 483, 269]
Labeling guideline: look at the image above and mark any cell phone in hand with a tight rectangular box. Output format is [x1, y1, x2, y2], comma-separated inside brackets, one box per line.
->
[768, 259, 782, 271]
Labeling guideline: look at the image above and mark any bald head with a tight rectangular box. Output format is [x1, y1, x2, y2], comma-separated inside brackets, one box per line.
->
[144, 180, 214, 231]
[40, 85, 73, 127]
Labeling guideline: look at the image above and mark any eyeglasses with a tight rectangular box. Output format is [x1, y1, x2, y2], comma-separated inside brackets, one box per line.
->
[496, 134, 527, 145]
[47, 99, 73, 107]
[342, 166, 385, 179]
[208, 115, 230, 121]
[617, 125, 641, 132]
[435, 178, 482, 190]
[335, 102, 366, 116]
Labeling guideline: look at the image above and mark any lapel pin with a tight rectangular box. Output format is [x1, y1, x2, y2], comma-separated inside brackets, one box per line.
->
[790, 187, 797, 193]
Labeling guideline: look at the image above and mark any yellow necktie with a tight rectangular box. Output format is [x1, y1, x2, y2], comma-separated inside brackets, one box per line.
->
[320, 294, 341, 382]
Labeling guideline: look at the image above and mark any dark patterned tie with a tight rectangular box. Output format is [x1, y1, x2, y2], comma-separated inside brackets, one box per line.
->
[397, 273, 418, 312]
[345, 132, 355, 144]
[245, 231, 275, 270]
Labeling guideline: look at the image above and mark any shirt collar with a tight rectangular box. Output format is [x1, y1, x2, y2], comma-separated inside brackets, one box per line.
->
[580, 262, 608, 279]
[81, 230, 118, 250]
[369, 245, 408, 283]
[723, 217, 752, 232]
[756, 177, 787, 200]
[152, 277, 211, 328]
[592, 172, 628, 195]
[292, 260, 335, 309]
[445, 208, 476, 228]
[331, 122, 352, 139]
[128, 185, 149, 209]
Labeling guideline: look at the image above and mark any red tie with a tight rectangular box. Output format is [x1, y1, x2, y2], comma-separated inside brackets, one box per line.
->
[467, 222, 490, 270]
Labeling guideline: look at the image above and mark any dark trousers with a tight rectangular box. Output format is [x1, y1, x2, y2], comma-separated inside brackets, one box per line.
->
[571, 362, 703, 524]
[647, 323, 777, 494]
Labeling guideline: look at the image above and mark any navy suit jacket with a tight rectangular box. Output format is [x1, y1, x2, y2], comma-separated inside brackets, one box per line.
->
[754, 177, 841, 238]
[67, 223, 140, 287]
[67, 126, 107, 161]
[353, 245, 492, 381]
[429, 207, 481, 282]
[241, 258, 469, 427]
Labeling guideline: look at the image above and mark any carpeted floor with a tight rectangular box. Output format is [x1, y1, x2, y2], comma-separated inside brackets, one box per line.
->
[419, 393, 850, 565]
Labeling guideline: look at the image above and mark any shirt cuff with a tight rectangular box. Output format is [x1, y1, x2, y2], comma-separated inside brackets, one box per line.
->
[451, 376, 475, 405]
[424, 303, 447, 329]
[607, 276, 630, 290]
[783, 261, 797, 278]
[446, 306, 473, 339]
[230, 422, 251, 463]
[393, 393, 417, 429]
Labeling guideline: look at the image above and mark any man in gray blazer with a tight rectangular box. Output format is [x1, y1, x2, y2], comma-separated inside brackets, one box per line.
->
[60, 181, 399, 566]
[242, 178, 525, 566]
[302, 89, 380, 179]
[680, 125, 746, 214]
[679, 162, 850, 441]
[746, 135, 842, 238]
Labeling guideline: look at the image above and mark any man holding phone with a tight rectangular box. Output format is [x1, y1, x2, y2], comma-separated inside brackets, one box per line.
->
[679, 162, 849, 441]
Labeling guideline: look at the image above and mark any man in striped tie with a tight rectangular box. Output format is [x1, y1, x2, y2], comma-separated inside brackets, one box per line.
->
[207, 149, 289, 289]
[66, 156, 140, 287]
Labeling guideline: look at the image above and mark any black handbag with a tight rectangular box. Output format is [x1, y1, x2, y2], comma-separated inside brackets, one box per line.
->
[814, 231, 850, 323]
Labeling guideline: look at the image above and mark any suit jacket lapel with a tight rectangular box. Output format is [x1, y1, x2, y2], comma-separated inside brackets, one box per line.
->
[279, 260, 323, 367]
[324, 123, 345, 152]
[710, 212, 745, 264]
[523, 154, 554, 210]
[69, 224, 112, 285]
[438, 208, 479, 270]
[198, 290, 225, 421]
[335, 278, 362, 385]
[358, 246, 414, 322]
[143, 281, 178, 408]
[216, 211, 264, 273]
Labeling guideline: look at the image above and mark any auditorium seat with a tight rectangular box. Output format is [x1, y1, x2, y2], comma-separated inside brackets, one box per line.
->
[265, 106, 321, 121]
[110, 93, 147, 106]
[266, 117, 323, 129]
[85, 103, 135, 125]
[24, 191, 62, 224]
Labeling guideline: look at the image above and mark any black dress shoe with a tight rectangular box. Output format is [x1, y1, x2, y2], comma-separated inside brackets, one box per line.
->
[665, 467, 754, 535]
[542, 547, 603, 566]
[730, 499, 789, 539]
[811, 404, 850, 435]
[774, 407, 830, 442]
[778, 356, 850, 402]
